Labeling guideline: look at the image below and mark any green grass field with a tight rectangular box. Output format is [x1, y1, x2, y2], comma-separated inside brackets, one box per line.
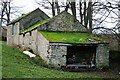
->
[1, 41, 118, 78]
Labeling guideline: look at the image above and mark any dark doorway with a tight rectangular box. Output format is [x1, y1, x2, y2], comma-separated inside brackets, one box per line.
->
[66, 46, 97, 65]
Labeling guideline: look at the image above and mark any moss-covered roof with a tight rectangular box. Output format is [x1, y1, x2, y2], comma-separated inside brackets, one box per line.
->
[38, 31, 107, 44]
[19, 16, 54, 34]
[7, 8, 49, 25]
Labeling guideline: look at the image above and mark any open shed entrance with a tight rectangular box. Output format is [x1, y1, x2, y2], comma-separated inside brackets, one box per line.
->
[66, 46, 97, 66]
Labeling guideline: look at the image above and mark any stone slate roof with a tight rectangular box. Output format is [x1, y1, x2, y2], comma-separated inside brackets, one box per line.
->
[7, 8, 49, 25]
[38, 31, 107, 44]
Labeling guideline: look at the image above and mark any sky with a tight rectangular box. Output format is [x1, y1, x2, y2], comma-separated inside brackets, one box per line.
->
[10, 0, 71, 18]
[1, 0, 119, 33]
[10, 0, 73, 21]
[11, 0, 48, 17]
[12, 0, 40, 13]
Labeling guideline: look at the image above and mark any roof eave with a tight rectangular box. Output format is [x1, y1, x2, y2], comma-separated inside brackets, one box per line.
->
[49, 42, 108, 46]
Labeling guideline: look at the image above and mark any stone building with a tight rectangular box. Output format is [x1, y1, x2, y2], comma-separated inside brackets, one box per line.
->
[7, 8, 109, 68]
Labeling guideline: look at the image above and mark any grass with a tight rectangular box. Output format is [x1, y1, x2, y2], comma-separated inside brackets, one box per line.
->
[1, 41, 117, 78]
[39, 31, 107, 44]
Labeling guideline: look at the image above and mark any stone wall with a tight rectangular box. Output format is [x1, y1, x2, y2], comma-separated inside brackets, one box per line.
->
[96, 44, 109, 68]
[7, 24, 13, 46]
[30, 29, 38, 54]
[37, 32, 50, 63]
[17, 30, 67, 67]
[19, 34, 23, 48]
[96, 34, 120, 51]
[49, 45, 67, 68]
[38, 11, 87, 32]
[24, 32, 30, 49]
[7, 22, 20, 46]
[13, 22, 20, 46]
[7, 26, 110, 68]
[18, 29, 38, 51]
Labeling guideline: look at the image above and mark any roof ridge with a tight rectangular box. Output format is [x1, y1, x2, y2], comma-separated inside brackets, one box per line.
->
[7, 8, 49, 25]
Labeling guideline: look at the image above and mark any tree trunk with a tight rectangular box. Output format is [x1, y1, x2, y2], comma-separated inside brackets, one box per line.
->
[118, 0, 120, 33]
[88, 2, 93, 33]
[55, 0, 60, 14]
[79, 2, 83, 24]
[52, 0, 55, 16]
[65, 1, 70, 12]
[1, 2, 6, 26]
[1, 1, 11, 27]
[118, 0, 120, 51]
[6, 2, 10, 24]
[84, 2, 87, 28]
[70, 1, 76, 19]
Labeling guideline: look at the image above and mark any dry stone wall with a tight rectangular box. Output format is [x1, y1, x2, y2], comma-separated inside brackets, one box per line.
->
[38, 11, 87, 32]
[96, 34, 120, 51]
[37, 32, 50, 63]
[96, 44, 109, 68]
[49, 45, 67, 68]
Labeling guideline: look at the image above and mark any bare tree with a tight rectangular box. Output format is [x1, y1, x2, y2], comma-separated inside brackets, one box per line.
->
[55, 0, 60, 14]
[65, 1, 70, 11]
[52, 0, 55, 16]
[118, 0, 120, 33]
[35, 0, 56, 16]
[78, 0, 93, 33]
[79, 2, 83, 24]
[35, 0, 119, 35]
[70, 0, 76, 19]
[0, 0, 11, 28]
[0, 0, 22, 27]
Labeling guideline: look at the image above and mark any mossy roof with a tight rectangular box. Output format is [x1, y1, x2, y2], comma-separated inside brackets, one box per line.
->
[7, 8, 49, 25]
[38, 31, 107, 44]
[19, 16, 54, 34]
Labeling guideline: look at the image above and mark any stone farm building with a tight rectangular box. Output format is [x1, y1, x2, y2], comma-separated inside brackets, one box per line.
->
[7, 8, 109, 68]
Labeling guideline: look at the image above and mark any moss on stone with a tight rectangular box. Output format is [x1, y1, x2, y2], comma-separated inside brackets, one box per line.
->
[90, 35, 107, 43]
[38, 31, 107, 44]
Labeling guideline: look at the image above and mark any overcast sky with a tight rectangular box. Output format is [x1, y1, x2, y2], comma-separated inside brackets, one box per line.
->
[12, 0, 40, 12]
[2, 0, 119, 33]
[10, 0, 73, 17]
[11, 0, 50, 18]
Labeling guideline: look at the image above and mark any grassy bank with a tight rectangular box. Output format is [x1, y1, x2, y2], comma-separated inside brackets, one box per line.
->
[1, 41, 119, 78]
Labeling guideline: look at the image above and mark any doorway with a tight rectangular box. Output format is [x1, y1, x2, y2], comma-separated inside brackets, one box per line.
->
[66, 46, 97, 65]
